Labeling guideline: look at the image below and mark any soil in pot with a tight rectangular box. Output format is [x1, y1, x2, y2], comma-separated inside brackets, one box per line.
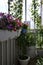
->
[18, 55, 30, 65]
[19, 55, 28, 60]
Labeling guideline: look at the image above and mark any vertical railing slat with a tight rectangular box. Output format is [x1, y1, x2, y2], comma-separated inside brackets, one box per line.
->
[7, 39, 11, 65]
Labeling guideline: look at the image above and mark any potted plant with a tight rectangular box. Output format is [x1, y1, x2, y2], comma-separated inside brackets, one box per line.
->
[26, 32, 37, 58]
[37, 29, 43, 57]
[16, 23, 30, 65]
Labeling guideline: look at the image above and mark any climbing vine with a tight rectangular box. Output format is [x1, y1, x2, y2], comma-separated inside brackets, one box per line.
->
[10, 0, 23, 21]
[31, 0, 41, 29]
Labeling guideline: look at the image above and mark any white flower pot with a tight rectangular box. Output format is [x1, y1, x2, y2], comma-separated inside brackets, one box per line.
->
[26, 46, 37, 58]
[18, 56, 30, 65]
[37, 48, 43, 57]
[0, 30, 21, 41]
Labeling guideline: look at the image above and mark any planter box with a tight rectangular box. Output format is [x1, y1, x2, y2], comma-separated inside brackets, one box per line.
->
[0, 30, 21, 41]
[0, 30, 21, 65]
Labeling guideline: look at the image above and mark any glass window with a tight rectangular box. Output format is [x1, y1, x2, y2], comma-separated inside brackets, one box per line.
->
[0, 0, 8, 13]
[22, 0, 41, 29]
[10, 0, 41, 29]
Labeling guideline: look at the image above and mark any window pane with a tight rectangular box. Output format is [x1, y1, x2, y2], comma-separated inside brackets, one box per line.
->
[0, 0, 8, 13]
[22, 0, 41, 29]
[42, 0, 43, 25]
[22, 0, 25, 22]
[27, 0, 34, 29]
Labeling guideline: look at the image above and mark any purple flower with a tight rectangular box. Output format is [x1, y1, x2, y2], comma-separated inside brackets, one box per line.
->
[0, 12, 4, 16]
[7, 24, 13, 30]
[0, 13, 4, 18]
[6, 14, 14, 23]
[0, 13, 22, 31]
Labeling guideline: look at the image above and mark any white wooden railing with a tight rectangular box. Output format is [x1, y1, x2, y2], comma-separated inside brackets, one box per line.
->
[0, 30, 21, 65]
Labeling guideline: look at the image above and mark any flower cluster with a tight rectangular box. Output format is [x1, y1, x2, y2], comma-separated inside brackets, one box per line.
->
[0, 13, 22, 31]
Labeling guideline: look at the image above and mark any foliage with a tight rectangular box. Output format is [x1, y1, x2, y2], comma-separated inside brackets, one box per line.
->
[36, 32, 43, 48]
[10, 0, 23, 21]
[17, 23, 28, 59]
[0, 12, 22, 31]
[17, 23, 37, 59]
[22, 23, 28, 29]
[34, 29, 43, 48]
[36, 57, 43, 65]
[31, 0, 42, 48]
[40, 29, 43, 36]
[26, 32, 36, 46]
[31, 0, 41, 29]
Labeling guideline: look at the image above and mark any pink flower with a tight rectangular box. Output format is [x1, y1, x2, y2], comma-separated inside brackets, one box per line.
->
[0, 12, 4, 16]
[0, 13, 23, 31]
[0, 12, 4, 18]
[15, 18, 22, 26]
[15, 18, 21, 22]
[6, 14, 14, 23]
[7, 24, 13, 30]
[13, 28, 16, 31]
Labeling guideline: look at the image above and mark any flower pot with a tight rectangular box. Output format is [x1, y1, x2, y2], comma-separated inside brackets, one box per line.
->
[18, 56, 30, 65]
[17, 29, 21, 37]
[37, 48, 43, 57]
[26, 46, 37, 58]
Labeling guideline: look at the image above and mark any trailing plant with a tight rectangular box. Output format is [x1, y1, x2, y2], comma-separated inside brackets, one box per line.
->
[10, 0, 23, 21]
[31, 0, 41, 29]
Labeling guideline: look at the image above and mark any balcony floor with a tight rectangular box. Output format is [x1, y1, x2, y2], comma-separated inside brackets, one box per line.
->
[16, 55, 43, 65]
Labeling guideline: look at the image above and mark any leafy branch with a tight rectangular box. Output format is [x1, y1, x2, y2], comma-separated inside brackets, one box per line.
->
[31, 0, 41, 29]
[10, 0, 23, 21]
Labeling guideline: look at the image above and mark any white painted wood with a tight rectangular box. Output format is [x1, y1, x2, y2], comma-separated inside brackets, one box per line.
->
[11, 39, 14, 65]
[7, 39, 11, 65]
[2, 42, 3, 65]
[2, 41, 7, 65]
[13, 39, 16, 65]
[42, 5, 43, 25]
[0, 30, 17, 41]
[0, 42, 2, 65]
[0, 30, 21, 65]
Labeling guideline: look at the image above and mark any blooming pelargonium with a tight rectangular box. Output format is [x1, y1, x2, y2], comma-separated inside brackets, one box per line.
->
[0, 12, 4, 18]
[0, 13, 23, 31]
[6, 14, 14, 23]
[14, 18, 22, 29]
